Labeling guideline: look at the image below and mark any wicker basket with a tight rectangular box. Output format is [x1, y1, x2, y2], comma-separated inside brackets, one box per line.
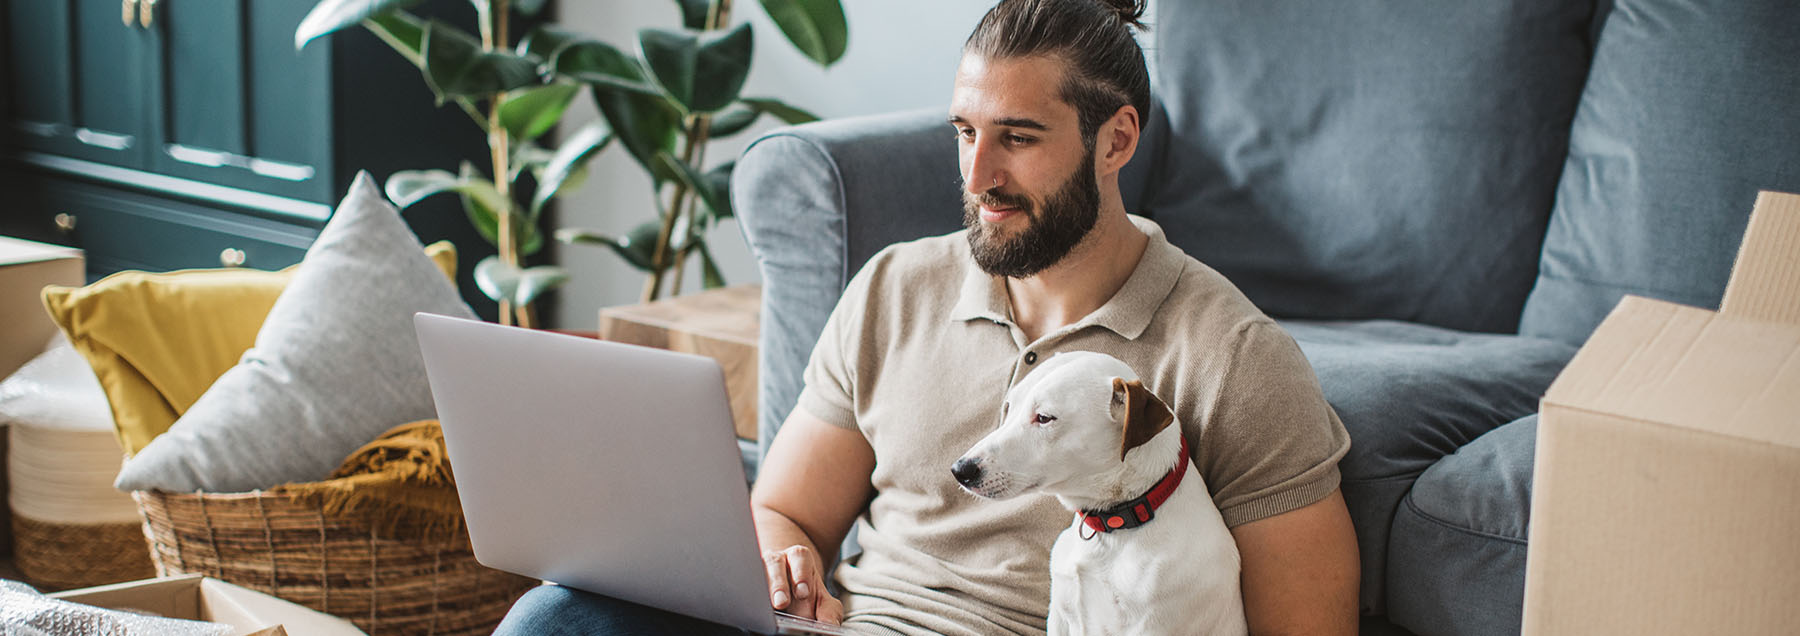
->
[11, 514, 156, 591]
[135, 489, 536, 635]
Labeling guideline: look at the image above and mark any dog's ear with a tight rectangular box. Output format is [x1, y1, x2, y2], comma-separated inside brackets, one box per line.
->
[1112, 378, 1174, 461]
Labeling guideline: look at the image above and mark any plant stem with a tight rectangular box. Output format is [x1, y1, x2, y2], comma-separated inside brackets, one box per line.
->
[483, 0, 534, 328]
[649, 0, 734, 300]
[641, 125, 702, 303]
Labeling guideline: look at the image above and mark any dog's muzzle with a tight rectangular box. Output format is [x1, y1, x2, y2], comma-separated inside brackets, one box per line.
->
[951, 457, 983, 488]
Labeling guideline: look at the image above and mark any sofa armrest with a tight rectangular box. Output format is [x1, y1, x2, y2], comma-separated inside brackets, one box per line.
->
[733, 110, 965, 459]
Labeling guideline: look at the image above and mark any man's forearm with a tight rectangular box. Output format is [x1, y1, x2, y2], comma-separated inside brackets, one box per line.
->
[753, 506, 830, 565]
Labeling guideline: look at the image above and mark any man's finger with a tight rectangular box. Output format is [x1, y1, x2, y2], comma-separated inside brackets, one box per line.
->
[762, 551, 793, 610]
[783, 546, 819, 618]
[817, 594, 845, 625]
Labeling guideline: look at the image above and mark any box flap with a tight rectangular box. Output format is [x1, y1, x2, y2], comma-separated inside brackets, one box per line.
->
[0, 235, 82, 267]
[1542, 295, 1800, 449]
[1719, 190, 1800, 325]
[47, 573, 207, 617]
[199, 578, 366, 636]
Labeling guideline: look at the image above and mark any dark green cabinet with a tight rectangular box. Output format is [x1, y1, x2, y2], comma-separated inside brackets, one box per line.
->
[2, 0, 505, 317]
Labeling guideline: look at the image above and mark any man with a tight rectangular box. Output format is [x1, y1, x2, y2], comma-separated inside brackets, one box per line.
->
[497, 0, 1358, 633]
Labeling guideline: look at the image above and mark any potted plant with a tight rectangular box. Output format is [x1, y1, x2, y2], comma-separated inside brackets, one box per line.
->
[297, 0, 847, 326]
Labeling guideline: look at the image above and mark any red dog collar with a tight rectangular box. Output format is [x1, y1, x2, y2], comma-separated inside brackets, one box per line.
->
[1078, 437, 1190, 538]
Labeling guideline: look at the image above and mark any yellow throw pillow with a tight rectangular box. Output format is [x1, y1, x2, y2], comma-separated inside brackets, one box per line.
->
[41, 241, 458, 454]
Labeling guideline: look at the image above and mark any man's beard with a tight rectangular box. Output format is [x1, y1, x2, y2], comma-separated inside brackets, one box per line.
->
[962, 148, 1101, 279]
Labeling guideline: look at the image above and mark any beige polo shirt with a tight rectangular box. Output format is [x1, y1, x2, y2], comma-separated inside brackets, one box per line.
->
[796, 215, 1349, 636]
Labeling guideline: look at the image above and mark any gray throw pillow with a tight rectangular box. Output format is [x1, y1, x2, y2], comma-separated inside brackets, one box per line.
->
[1518, 0, 1800, 345]
[114, 172, 477, 492]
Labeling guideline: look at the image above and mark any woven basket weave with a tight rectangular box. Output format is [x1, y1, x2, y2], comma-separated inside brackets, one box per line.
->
[135, 489, 536, 635]
[11, 514, 156, 591]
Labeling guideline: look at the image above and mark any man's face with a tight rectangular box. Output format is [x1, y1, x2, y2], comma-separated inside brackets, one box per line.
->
[950, 55, 1100, 279]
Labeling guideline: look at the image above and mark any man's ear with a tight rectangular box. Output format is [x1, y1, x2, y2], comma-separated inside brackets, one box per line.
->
[1112, 377, 1173, 461]
[1097, 104, 1141, 176]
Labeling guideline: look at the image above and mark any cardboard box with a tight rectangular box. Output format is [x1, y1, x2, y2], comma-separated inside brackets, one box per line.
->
[1523, 191, 1800, 635]
[600, 285, 761, 440]
[48, 574, 366, 636]
[0, 235, 83, 380]
[0, 235, 83, 559]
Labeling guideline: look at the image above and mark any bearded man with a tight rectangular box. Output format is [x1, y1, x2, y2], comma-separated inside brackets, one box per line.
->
[497, 0, 1358, 633]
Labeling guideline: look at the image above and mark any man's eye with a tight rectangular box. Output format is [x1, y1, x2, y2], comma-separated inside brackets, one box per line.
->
[955, 128, 975, 140]
[1006, 135, 1033, 145]
[1033, 413, 1055, 425]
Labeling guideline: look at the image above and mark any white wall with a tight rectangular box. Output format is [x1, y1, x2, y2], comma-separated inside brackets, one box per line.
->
[551, 1, 994, 328]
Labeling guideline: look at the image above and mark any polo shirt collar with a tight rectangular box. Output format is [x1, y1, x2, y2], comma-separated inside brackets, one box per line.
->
[949, 215, 1185, 340]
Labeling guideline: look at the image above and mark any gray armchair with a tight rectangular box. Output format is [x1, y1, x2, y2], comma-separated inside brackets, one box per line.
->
[732, 1, 1800, 634]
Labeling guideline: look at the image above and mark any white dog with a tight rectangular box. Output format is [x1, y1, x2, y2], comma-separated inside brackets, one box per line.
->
[952, 351, 1246, 636]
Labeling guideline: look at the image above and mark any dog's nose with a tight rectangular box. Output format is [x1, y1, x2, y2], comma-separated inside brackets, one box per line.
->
[951, 457, 983, 486]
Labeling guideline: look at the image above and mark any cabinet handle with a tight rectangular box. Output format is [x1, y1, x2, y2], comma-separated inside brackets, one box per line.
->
[54, 213, 78, 234]
[122, 0, 137, 27]
[139, 0, 157, 28]
[220, 248, 247, 268]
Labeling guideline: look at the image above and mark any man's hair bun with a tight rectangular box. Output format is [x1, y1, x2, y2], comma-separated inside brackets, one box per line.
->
[1097, 0, 1147, 31]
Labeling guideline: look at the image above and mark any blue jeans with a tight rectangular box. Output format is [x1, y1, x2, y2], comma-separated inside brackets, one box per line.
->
[495, 585, 752, 636]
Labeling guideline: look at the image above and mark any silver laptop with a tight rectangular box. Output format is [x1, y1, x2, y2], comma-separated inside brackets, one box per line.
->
[414, 312, 845, 635]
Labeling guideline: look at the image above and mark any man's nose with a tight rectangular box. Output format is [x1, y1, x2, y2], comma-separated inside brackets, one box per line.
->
[963, 140, 1006, 194]
[951, 457, 984, 486]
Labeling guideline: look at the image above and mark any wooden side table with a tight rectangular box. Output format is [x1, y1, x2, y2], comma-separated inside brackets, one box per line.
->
[599, 285, 761, 440]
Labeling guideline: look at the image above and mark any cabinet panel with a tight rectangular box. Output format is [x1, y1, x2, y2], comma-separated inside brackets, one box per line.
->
[7, 1, 153, 168]
[146, 0, 331, 202]
[59, 184, 314, 274]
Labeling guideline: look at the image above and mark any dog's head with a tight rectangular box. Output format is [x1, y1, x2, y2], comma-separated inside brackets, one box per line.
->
[952, 351, 1175, 500]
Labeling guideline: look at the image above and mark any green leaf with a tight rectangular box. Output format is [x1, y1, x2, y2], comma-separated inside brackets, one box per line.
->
[532, 122, 614, 218]
[518, 26, 584, 63]
[740, 97, 819, 124]
[510, 141, 557, 182]
[707, 106, 758, 138]
[384, 169, 460, 208]
[638, 23, 753, 114]
[296, 0, 420, 50]
[550, 40, 662, 96]
[655, 155, 733, 224]
[454, 162, 504, 249]
[498, 83, 581, 140]
[514, 0, 551, 17]
[673, 0, 712, 29]
[422, 20, 541, 102]
[697, 241, 727, 289]
[758, 0, 847, 66]
[361, 11, 427, 68]
[700, 161, 735, 221]
[590, 85, 683, 183]
[474, 256, 568, 306]
[556, 219, 666, 272]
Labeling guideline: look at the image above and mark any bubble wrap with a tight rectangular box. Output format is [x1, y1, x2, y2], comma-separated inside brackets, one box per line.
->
[0, 579, 232, 636]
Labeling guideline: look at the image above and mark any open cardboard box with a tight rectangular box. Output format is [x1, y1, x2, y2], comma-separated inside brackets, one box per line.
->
[1523, 191, 1800, 634]
[48, 574, 366, 636]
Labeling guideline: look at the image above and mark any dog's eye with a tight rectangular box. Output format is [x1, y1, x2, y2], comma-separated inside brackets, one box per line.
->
[1033, 413, 1055, 425]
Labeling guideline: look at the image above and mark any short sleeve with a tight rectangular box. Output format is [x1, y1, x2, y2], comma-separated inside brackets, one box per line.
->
[1197, 319, 1351, 527]
[794, 269, 873, 431]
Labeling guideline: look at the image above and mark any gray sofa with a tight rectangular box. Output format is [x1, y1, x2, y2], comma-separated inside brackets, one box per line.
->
[730, 1, 1800, 634]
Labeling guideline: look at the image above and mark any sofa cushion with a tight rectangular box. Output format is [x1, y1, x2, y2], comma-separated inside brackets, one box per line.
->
[1148, 0, 1596, 333]
[1280, 321, 1573, 614]
[114, 173, 476, 493]
[1520, 0, 1800, 344]
[1388, 414, 1537, 636]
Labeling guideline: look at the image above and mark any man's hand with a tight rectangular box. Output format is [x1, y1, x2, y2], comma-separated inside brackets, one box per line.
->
[751, 409, 875, 626]
[762, 544, 845, 623]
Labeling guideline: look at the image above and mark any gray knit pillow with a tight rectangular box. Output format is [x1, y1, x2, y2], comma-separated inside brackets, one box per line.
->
[115, 172, 476, 492]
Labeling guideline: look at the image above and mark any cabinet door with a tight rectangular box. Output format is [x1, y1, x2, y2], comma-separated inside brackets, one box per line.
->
[5, 0, 155, 169]
[146, 0, 332, 203]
